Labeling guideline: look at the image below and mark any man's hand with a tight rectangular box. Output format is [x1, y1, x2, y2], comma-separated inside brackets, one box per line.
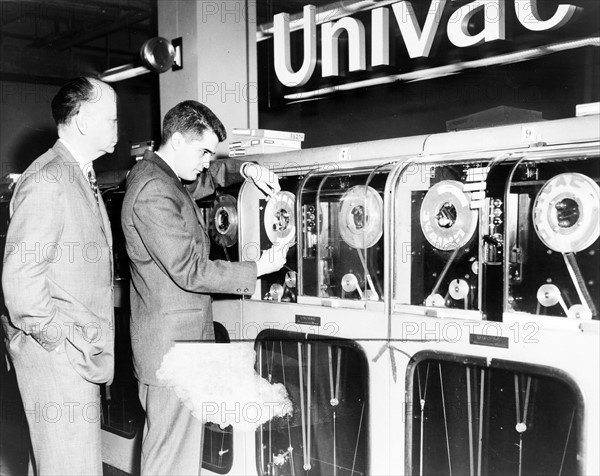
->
[3, 173, 21, 191]
[255, 242, 288, 277]
[240, 162, 281, 198]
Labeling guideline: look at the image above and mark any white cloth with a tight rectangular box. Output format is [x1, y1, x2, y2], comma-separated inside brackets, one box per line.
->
[156, 342, 292, 431]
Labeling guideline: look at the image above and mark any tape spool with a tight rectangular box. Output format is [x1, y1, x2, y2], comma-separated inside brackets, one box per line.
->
[264, 191, 296, 245]
[425, 293, 445, 307]
[208, 194, 238, 248]
[339, 185, 384, 249]
[341, 273, 359, 293]
[341, 273, 364, 299]
[420, 180, 478, 251]
[568, 304, 592, 320]
[448, 278, 469, 300]
[532, 173, 600, 253]
[536, 284, 561, 307]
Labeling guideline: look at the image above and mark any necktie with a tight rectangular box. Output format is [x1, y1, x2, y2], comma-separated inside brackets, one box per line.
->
[87, 169, 99, 203]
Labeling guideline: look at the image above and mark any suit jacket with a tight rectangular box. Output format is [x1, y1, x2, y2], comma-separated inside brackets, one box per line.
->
[1, 140, 115, 384]
[121, 151, 257, 386]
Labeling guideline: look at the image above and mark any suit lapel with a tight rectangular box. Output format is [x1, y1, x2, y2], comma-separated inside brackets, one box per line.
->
[145, 152, 209, 238]
[97, 194, 113, 278]
[52, 142, 108, 238]
[183, 186, 208, 232]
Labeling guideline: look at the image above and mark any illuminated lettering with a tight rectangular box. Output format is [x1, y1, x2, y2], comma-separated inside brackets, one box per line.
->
[273, 5, 317, 87]
[371, 8, 390, 66]
[392, 0, 447, 58]
[515, 0, 576, 32]
[447, 0, 506, 48]
[272, 0, 577, 87]
[321, 17, 366, 77]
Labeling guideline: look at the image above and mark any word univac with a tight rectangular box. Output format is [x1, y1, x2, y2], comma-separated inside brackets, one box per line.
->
[274, 0, 578, 87]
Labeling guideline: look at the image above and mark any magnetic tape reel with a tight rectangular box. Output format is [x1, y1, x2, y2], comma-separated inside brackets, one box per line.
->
[338, 185, 384, 249]
[264, 191, 296, 245]
[420, 180, 478, 251]
[208, 194, 238, 248]
[532, 172, 600, 253]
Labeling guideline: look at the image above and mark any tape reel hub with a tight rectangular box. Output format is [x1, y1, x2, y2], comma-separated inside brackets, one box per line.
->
[216, 209, 231, 233]
[285, 271, 297, 288]
[437, 202, 458, 229]
[208, 194, 238, 248]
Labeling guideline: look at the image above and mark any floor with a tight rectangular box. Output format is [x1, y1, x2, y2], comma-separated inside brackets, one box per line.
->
[0, 356, 30, 476]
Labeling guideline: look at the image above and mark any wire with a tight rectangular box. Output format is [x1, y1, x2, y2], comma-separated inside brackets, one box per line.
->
[466, 367, 474, 476]
[328, 346, 342, 476]
[514, 375, 532, 476]
[439, 364, 453, 475]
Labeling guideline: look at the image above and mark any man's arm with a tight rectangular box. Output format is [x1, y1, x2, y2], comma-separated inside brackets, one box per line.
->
[1, 173, 68, 350]
[132, 178, 257, 294]
[187, 158, 245, 200]
[188, 159, 281, 201]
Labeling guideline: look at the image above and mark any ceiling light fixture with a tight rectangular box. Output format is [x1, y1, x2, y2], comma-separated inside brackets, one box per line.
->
[100, 36, 182, 82]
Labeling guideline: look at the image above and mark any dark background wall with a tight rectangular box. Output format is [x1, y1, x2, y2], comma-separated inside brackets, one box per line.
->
[0, 77, 159, 176]
[259, 48, 599, 148]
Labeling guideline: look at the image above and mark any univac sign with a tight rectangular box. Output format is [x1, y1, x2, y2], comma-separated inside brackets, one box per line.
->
[272, 0, 580, 88]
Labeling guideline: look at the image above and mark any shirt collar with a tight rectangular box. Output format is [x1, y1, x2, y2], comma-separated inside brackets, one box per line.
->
[59, 138, 93, 175]
[154, 151, 180, 181]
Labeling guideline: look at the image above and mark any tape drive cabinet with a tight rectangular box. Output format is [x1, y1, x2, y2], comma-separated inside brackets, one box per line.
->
[102, 115, 597, 476]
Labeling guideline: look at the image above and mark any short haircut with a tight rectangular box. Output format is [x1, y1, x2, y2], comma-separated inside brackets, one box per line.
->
[51, 77, 105, 126]
[162, 100, 226, 144]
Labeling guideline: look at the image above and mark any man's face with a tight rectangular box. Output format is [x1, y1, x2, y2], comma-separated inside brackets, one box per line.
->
[173, 130, 219, 181]
[80, 81, 118, 156]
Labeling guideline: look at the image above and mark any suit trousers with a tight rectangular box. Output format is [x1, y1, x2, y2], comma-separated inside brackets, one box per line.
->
[11, 338, 102, 476]
[138, 383, 205, 476]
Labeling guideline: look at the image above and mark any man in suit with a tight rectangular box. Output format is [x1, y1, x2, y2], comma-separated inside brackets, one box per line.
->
[1, 77, 117, 475]
[121, 100, 286, 475]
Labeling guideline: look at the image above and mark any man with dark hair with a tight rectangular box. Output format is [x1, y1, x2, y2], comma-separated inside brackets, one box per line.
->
[162, 100, 227, 145]
[121, 100, 286, 475]
[2, 77, 117, 475]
